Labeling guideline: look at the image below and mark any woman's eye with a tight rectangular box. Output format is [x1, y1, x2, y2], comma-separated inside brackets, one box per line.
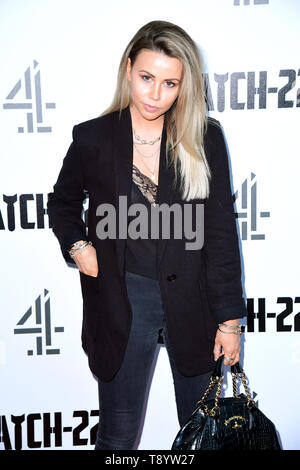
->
[165, 81, 175, 88]
[140, 75, 175, 88]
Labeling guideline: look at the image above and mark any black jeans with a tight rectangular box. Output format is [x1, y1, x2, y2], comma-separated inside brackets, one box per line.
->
[94, 270, 215, 450]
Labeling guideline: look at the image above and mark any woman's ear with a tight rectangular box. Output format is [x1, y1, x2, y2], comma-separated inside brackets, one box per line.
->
[127, 58, 131, 82]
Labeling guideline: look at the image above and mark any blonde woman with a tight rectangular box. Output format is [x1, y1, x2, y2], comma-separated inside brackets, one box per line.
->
[47, 20, 247, 450]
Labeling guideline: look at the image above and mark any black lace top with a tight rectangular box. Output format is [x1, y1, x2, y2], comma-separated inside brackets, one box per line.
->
[125, 164, 159, 279]
[132, 164, 158, 205]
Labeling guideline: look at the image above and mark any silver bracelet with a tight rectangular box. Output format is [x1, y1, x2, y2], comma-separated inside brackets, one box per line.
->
[68, 241, 92, 258]
[217, 325, 242, 335]
[70, 240, 88, 249]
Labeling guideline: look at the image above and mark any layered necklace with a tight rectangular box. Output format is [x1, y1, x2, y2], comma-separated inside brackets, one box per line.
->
[133, 128, 162, 182]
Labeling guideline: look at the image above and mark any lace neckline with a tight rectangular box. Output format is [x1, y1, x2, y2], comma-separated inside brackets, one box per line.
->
[132, 164, 158, 206]
[132, 164, 157, 186]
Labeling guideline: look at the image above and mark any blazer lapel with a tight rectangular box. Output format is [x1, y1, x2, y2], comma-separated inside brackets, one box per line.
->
[112, 105, 176, 278]
[156, 117, 177, 273]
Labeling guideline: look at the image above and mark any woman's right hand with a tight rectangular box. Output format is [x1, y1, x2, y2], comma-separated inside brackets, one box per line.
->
[72, 241, 99, 277]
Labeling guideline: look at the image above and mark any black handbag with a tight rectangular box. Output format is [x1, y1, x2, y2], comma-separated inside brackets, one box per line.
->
[171, 355, 281, 450]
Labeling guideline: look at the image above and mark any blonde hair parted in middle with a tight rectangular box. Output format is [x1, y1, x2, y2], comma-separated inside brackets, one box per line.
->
[101, 20, 211, 201]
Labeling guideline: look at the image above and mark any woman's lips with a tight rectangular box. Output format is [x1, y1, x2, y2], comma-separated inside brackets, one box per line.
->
[144, 103, 159, 112]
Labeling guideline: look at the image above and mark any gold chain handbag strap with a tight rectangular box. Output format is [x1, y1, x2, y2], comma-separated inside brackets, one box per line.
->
[195, 357, 256, 418]
[195, 375, 224, 417]
[232, 372, 256, 408]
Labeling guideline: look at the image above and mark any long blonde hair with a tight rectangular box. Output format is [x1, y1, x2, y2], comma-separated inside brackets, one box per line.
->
[101, 20, 211, 201]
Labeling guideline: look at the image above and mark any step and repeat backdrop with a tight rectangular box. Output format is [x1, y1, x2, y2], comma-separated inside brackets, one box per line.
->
[1, 0, 299, 451]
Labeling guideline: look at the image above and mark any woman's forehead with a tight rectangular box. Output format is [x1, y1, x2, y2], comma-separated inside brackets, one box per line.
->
[133, 49, 182, 78]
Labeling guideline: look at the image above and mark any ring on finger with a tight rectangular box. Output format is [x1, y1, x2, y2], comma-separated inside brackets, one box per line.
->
[224, 356, 235, 361]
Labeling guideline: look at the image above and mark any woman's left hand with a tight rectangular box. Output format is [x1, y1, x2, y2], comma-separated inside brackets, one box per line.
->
[213, 320, 241, 366]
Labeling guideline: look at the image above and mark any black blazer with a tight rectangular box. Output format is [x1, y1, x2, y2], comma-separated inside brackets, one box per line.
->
[47, 105, 247, 382]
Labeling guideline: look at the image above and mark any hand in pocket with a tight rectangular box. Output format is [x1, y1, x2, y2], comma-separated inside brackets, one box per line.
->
[72, 241, 99, 277]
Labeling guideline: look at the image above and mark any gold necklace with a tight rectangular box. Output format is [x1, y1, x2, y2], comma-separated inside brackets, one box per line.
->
[133, 142, 159, 182]
[133, 141, 159, 159]
[133, 128, 161, 145]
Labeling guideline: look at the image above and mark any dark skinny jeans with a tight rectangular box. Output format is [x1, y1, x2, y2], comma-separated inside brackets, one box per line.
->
[94, 270, 215, 450]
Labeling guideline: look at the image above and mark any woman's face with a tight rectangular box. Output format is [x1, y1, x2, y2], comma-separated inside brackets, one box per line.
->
[127, 49, 182, 122]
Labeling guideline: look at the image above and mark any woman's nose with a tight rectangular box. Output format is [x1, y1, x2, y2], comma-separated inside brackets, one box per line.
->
[149, 83, 161, 101]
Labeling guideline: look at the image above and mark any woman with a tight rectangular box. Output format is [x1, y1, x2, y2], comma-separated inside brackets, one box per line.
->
[47, 20, 247, 450]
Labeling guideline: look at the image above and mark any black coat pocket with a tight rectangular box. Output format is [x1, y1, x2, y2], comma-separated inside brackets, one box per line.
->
[79, 270, 101, 334]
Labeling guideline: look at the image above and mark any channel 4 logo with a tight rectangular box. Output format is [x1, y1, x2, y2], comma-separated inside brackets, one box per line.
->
[234, 173, 270, 240]
[3, 60, 55, 133]
[14, 289, 64, 356]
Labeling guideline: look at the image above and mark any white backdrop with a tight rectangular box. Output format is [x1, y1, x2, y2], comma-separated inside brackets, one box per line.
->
[1, 0, 299, 451]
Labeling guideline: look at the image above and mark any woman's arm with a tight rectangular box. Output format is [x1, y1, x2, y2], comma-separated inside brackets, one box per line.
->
[203, 121, 247, 366]
[203, 120, 247, 325]
[47, 125, 89, 265]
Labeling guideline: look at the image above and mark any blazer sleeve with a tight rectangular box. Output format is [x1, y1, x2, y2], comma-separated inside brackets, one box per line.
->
[47, 125, 88, 265]
[203, 120, 247, 324]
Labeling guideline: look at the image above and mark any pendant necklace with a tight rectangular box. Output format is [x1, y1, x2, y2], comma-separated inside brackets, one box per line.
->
[133, 142, 159, 182]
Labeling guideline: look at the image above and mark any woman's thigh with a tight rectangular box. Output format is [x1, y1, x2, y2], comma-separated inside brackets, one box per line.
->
[95, 271, 164, 449]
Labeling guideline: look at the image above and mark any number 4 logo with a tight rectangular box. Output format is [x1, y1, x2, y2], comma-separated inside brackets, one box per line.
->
[14, 289, 64, 356]
[3, 60, 56, 133]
